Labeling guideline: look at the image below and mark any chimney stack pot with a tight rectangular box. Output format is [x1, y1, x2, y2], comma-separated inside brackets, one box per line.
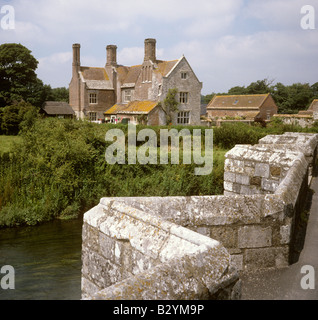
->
[106, 45, 117, 66]
[144, 38, 156, 62]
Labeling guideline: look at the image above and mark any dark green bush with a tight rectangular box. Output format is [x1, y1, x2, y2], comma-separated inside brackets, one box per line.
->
[213, 122, 267, 149]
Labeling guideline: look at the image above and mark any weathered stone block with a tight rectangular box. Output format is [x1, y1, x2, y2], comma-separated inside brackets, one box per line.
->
[81, 277, 100, 300]
[230, 254, 243, 271]
[82, 249, 122, 289]
[261, 178, 279, 193]
[224, 171, 236, 183]
[99, 232, 115, 262]
[82, 223, 100, 253]
[210, 227, 237, 248]
[99, 207, 169, 260]
[250, 176, 262, 186]
[244, 160, 256, 167]
[159, 234, 199, 263]
[255, 163, 270, 178]
[238, 226, 272, 248]
[131, 249, 156, 275]
[280, 225, 291, 244]
[239, 185, 262, 195]
[224, 181, 234, 192]
[270, 166, 281, 177]
[235, 174, 250, 185]
[244, 247, 276, 269]
[275, 247, 289, 268]
[224, 159, 245, 174]
[244, 166, 255, 176]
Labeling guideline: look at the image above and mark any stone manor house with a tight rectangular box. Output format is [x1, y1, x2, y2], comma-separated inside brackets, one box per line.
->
[69, 39, 202, 125]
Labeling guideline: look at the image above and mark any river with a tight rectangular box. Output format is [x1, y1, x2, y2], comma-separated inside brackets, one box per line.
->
[0, 217, 83, 300]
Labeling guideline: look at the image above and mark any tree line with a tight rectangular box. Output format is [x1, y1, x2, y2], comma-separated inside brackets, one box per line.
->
[1, 43, 318, 135]
[202, 79, 318, 114]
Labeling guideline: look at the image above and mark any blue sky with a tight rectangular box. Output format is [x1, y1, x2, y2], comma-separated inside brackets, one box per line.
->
[1, 0, 318, 94]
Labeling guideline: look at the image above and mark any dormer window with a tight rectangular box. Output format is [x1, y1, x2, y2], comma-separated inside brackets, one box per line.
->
[124, 89, 132, 103]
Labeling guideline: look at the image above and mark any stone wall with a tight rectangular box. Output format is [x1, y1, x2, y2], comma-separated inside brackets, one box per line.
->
[273, 114, 314, 128]
[82, 199, 241, 300]
[81, 132, 318, 300]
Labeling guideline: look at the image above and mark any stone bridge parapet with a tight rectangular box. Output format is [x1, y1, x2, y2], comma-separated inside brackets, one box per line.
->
[81, 132, 318, 300]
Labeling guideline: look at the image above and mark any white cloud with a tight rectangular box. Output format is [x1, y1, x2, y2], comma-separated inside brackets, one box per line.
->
[117, 47, 144, 66]
[117, 46, 165, 66]
[198, 28, 318, 93]
[7, 0, 245, 43]
[37, 52, 72, 87]
[1, 0, 317, 93]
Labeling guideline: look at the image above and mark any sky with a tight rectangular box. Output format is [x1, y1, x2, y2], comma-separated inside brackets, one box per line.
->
[0, 0, 318, 95]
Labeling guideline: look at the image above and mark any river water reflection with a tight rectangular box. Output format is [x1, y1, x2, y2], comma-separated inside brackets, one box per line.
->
[0, 217, 83, 300]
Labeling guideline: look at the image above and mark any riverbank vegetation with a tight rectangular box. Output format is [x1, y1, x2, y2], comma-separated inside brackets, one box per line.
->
[2, 115, 318, 228]
[0, 118, 226, 227]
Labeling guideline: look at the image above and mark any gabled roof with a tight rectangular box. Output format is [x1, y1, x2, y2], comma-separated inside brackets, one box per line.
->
[121, 65, 142, 87]
[154, 60, 179, 77]
[42, 101, 75, 115]
[308, 99, 318, 111]
[115, 59, 179, 87]
[80, 67, 113, 90]
[207, 94, 271, 110]
[163, 56, 201, 84]
[79, 57, 184, 91]
[105, 101, 158, 115]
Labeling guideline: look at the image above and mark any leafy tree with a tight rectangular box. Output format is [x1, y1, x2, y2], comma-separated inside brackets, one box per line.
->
[48, 87, 69, 102]
[160, 88, 180, 124]
[0, 43, 41, 108]
[228, 86, 246, 95]
[270, 82, 289, 112]
[311, 82, 318, 99]
[271, 82, 313, 113]
[201, 93, 216, 104]
[246, 79, 274, 94]
[1, 101, 38, 135]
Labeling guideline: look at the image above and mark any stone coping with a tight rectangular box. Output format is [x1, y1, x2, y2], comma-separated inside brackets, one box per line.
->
[83, 200, 240, 300]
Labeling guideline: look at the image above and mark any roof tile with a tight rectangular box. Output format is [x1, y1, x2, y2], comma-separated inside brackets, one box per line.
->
[105, 101, 158, 115]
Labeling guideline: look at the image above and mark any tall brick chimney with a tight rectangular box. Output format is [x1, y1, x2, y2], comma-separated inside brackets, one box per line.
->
[72, 43, 81, 77]
[106, 45, 117, 66]
[144, 38, 156, 62]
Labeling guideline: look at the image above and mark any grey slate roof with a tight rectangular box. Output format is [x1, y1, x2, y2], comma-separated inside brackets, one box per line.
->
[42, 101, 75, 115]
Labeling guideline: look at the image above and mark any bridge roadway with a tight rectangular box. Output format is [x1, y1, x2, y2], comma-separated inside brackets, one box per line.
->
[240, 176, 318, 300]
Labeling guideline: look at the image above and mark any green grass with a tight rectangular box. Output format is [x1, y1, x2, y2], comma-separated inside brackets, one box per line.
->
[0, 135, 22, 154]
